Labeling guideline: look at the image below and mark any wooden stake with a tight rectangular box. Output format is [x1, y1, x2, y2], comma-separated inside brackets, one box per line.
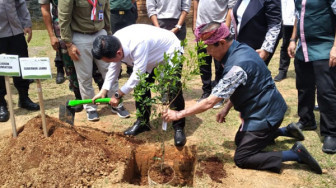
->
[36, 79, 48, 137]
[4, 76, 17, 138]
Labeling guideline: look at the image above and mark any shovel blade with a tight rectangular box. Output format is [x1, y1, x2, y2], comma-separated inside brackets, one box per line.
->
[59, 104, 75, 126]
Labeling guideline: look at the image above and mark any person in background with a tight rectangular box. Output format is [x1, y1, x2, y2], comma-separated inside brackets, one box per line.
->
[231, 0, 282, 65]
[58, 0, 130, 121]
[287, 0, 336, 154]
[146, 0, 191, 41]
[193, 0, 237, 108]
[274, 0, 295, 82]
[163, 22, 322, 174]
[110, 0, 138, 77]
[0, 0, 40, 123]
[39, 0, 105, 113]
[92, 24, 187, 146]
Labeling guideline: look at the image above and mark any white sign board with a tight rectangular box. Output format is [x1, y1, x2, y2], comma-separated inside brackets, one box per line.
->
[0, 55, 20, 77]
[19, 57, 52, 79]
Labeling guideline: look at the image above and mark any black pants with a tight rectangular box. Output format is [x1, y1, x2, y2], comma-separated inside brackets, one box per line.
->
[157, 19, 187, 41]
[234, 120, 283, 173]
[278, 25, 294, 74]
[135, 70, 185, 129]
[0, 34, 30, 105]
[295, 58, 336, 136]
[198, 48, 223, 95]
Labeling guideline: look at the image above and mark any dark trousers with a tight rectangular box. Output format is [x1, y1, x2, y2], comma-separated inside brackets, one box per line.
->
[234, 120, 283, 173]
[295, 58, 336, 136]
[278, 25, 294, 74]
[157, 19, 187, 41]
[135, 70, 185, 129]
[198, 48, 223, 95]
[0, 34, 30, 105]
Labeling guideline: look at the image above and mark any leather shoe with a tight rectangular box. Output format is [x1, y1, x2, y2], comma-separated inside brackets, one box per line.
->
[274, 72, 287, 82]
[124, 120, 150, 136]
[0, 105, 9, 122]
[56, 72, 65, 84]
[174, 128, 186, 147]
[292, 122, 317, 131]
[19, 98, 40, 111]
[291, 142, 322, 174]
[322, 136, 336, 154]
[72, 105, 84, 113]
[287, 123, 305, 141]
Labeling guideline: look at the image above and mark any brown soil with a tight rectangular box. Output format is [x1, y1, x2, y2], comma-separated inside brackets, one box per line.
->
[0, 115, 139, 187]
[148, 164, 174, 185]
[195, 156, 226, 183]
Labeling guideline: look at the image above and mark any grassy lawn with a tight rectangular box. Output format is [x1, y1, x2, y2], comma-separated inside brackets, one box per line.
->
[2, 28, 334, 187]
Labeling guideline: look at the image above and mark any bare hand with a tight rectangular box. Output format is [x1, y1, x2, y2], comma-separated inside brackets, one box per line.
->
[216, 108, 229, 123]
[92, 91, 106, 104]
[329, 46, 336, 67]
[256, 49, 269, 61]
[288, 42, 296, 58]
[23, 27, 32, 43]
[109, 97, 120, 107]
[67, 44, 80, 61]
[162, 109, 180, 122]
[170, 28, 179, 34]
[50, 36, 59, 51]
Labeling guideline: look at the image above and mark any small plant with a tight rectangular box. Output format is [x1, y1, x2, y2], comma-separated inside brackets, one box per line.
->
[133, 40, 207, 171]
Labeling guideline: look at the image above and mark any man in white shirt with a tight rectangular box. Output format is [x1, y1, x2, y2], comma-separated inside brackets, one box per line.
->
[91, 24, 186, 146]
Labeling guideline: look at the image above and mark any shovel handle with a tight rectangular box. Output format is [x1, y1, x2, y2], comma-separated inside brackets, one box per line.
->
[67, 98, 111, 106]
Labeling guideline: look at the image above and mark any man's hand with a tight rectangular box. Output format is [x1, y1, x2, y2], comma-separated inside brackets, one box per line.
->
[50, 36, 59, 51]
[288, 41, 296, 58]
[67, 43, 80, 61]
[216, 108, 229, 123]
[23, 27, 32, 43]
[109, 97, 120, 107]
[92, 89, 107, 104]
[329, 46, 336, 67]
[171, 27, 179, 34]
[256, 49, 269, 61]
[162, 109, 181, 122]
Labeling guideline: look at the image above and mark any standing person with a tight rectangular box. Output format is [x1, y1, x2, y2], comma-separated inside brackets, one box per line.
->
[231, 0, 282, 65]
[163, 22, 322, 174]
[58, 0, 130, 121]
[287, 0, 336, 154]
[0, 0, 40, 122]
[146, 0, 191, 41]
[193, 0, 237, 108]
[39, 0, 105, 112]
[274, 0, 295, 82]
[92, 24, 187, 146]
[110, 0, 137, 76]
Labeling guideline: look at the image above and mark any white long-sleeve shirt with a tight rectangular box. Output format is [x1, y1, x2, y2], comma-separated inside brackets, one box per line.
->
[103, 24, 183, 95]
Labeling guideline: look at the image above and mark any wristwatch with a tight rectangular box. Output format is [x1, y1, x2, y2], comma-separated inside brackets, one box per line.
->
[114, 91, 122, 99]
[175, 24, 182, 30]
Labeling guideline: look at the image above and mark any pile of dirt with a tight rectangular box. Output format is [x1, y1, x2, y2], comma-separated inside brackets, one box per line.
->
[0, 115, 141, 187]
[196, 156, 227, 183]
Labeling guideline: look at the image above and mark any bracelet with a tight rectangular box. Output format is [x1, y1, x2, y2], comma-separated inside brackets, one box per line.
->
[289, 39, 296, 43]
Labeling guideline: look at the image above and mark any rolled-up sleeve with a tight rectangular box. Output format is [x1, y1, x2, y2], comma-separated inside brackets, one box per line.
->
[261, 0, 282, 53]
[16, 0, 32, 29]
[211, 65, 247, 100]
[58, 0, 74, 43]
[146, 0, 157, 18]
[182, 0, 191, 13]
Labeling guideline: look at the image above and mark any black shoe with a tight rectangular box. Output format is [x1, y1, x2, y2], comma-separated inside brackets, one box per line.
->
[0, 105, 9, 122]
[274, 72, 287, 82]
[174, 128, 186, 147]
[294, 121, 317, 131]
[56, 71, 65, 84]
[197, 93, 210, 103]
[124, 120, 151, 136]
[291, 142, 322, 174]
[287, 123, 305, 141]
[322, 136, 336, 154]
[19, 98, 40, 111]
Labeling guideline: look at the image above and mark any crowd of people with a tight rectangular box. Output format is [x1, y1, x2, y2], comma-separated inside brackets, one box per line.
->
[0, 0, 335, 175]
